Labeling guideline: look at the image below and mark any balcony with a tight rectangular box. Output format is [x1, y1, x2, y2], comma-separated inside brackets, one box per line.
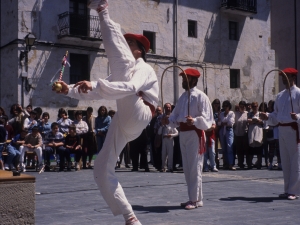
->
[57, 12, 102, 41]
[221, 0, 257, 16]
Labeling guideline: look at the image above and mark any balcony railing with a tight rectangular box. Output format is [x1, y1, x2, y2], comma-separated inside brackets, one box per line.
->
[57, 12, 102, 40]
[221, 0, 257, 15]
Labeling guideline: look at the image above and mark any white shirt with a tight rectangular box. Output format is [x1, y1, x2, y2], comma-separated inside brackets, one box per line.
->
[169, 87, 214, 130]
[268, 85, 300, 125]
[158, 125, 178, 139]
[73, 120, 88, 134]
[67, 58, 159, 108]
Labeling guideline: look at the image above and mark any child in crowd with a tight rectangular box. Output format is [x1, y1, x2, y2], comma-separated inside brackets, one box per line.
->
[23, 110, 38, 133]
[57, 109, 73, 136]
[64, 125, 82, 171]
[38, 112, 52, 138]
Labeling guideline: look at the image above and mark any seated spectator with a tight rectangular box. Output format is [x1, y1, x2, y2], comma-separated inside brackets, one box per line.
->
[24, 104, 32, 117]
[33, 107, 43, 123]
[6, 129, 28, 171]
[64, 125, 82, 171]
[204, 122, 218, 172]
[57, 109, 73, 136]
[9, 104, 26, 135]
[23, 110, 38, 133]
[44, 122, 65, 172]
[19, 126, 43, 172]
[38, 112, 52, 138]
[83, 107, 97, 169]
[95, 106, 111, 153]
[2, 115, 14, 140]
[0, 118, 7, 170]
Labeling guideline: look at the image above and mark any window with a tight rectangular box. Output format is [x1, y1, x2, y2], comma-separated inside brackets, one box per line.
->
[143, 31, 156, 53]
[69, 53, 90, 84]
[69, 0, 88, 36]
[230, 69, 240, 88]
[229, 21, 238, 40]
[188, 20, 197, 38]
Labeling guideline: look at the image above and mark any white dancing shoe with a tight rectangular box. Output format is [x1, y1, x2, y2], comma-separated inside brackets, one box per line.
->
[87, 0, 108, 12]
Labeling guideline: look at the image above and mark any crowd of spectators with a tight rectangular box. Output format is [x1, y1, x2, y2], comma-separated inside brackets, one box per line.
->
[0, 99, 281, 173]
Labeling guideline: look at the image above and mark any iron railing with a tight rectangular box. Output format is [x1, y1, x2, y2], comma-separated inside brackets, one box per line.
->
[221, 0, 257, 14]
[57, 12, 102, 40]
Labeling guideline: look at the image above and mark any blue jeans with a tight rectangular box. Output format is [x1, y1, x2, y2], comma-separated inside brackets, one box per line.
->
[6, 144, 20, 165]
[0, 144, 4, 160]
[204, 139, 216, 169]
[96, 135, 106, 153]
[219, 127, 234, 166]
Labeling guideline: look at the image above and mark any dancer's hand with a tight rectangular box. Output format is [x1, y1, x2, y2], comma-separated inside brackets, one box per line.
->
[74, 80, 92, 93]
[291, 113, 298, 120]
[186, 115, 194, 126]
[53, 81, 69, 95]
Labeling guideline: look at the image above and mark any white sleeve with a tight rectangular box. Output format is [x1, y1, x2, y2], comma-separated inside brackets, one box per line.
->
[193, 96, 214, 130]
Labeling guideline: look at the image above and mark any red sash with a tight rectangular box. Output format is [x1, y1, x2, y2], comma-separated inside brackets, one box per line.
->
[278, 122, 300, 143]
[180, 122, 206, 155]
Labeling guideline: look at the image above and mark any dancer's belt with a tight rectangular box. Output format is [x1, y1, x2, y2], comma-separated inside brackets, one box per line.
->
[180, 122, 206, 155]
[137, 91, 155, 117]
[278, 122, 300, 143]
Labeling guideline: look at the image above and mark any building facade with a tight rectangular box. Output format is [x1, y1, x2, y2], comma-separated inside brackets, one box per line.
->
[0, 0, 276, 119]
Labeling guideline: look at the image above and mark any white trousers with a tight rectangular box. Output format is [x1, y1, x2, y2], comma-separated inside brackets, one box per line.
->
[180, 130, 204, 202]
[19, 146, 43, 165]
[278, 126, 300, 195]
[93, 9, 152, 216]
[161, 138, 174, 170]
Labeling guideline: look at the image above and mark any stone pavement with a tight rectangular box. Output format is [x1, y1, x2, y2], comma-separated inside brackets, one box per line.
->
[27, 164, 299, 225]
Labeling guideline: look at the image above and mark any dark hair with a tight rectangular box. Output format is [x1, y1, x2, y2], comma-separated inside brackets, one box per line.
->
[0, 107, 7, 116]
[32, 126, 39, 131]
[108, 110, 115, 117]
[268, 100, 275, 112]
[136, 41, 147, 62]
[259, 102, 268, 112]
[239, 101, 247, 107]
[1, 115, 8, 122]
[51, 122, 59, 129]
[98, 106, 108, 117]
[87, 107, 93, 112]
[42, 112, 50, 119]
[10, 104, 22, 116]
[68, 124, 76, 132]
[26, 104, 32, 109]
[0, 118, 5, 125]
[33, 107, 42, 117]
[222, 100, 232, 110]
[75, 110, 83, 118]
[21, 129, 28, 134]
[58, 108, 67, 118]
[30, 110, 37, 115]
[212, 99, 221, 112]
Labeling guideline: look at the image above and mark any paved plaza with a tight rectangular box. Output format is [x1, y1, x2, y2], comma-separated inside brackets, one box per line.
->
[28, 163, 299, 225]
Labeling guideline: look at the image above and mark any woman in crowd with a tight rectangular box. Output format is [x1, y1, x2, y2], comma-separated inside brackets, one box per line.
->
[0, 107, 7, 119]
[211, 99, 221, 169]
[95, 106, 111, 153]
[247, 102, 264, 169]
[8, 104, 26, 135]
[218, 100, 236, 170]
[233, 101, 249, 169]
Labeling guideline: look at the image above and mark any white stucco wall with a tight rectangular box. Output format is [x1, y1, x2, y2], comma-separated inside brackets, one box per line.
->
[0, 0, 276, 120]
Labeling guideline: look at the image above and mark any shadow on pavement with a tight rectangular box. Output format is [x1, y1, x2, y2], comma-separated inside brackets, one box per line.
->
[132, 205, 182, 213]
[219, 196, 285, 203]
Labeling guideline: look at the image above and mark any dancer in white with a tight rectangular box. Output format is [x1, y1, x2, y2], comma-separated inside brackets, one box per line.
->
[55, 1, 158, 224]
[260, 68, 300, 200]
[162, 68, 214, 209]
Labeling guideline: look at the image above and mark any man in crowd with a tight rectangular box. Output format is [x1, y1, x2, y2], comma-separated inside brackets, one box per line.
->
[162, 68, 214, 209]
[260, 68, 300, 200]
[54, 0, 158, 224]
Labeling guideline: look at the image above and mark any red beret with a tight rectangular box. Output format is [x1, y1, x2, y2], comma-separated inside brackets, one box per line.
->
[279, 68, 298, 76]
[124, 33, 150, 53]
[179, 68, 201, 78]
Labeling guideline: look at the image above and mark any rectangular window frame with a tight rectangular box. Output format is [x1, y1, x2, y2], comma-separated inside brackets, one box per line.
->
[230, 69, 240, 89]
[143, 31, 156, 54]
[188, 20, 197, 38]
[69, 53, 90, 84]
[229, 21, 238, 40]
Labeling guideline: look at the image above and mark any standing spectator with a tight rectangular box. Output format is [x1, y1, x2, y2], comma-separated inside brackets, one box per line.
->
[163, 68, 214, 210]
[0, 106, 7, 119]
[9, 104, 26, 135]
[212, 99, 221, 169]
[83, 107, 97, 169]
[74, 110, 88, 135]
[38, 112, 52, 138]
[95, 106, 111, 153]
[23, 110, 38, 133]
[218, 100, 236, 170]
[64, 125, 82, 171]
[260, 68, 300, 200]
[19, 126, 43, 172]
[204, 121, 218, 172]
[234, 101, 249, 169]
[0, 118, 7, 170]
[247, 102, 264, 169]
[158, 115, 178, 172]
[108, 110, 116, 119]
[44, 122, 65, 172]
[150, 106, 163, 169]
[2, 116, 14, 140]
[129, 128, 149, 172]
[57, 109, 73, 136]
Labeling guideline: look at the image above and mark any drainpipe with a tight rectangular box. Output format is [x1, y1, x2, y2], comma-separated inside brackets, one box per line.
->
[173, 0, 179, 104]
